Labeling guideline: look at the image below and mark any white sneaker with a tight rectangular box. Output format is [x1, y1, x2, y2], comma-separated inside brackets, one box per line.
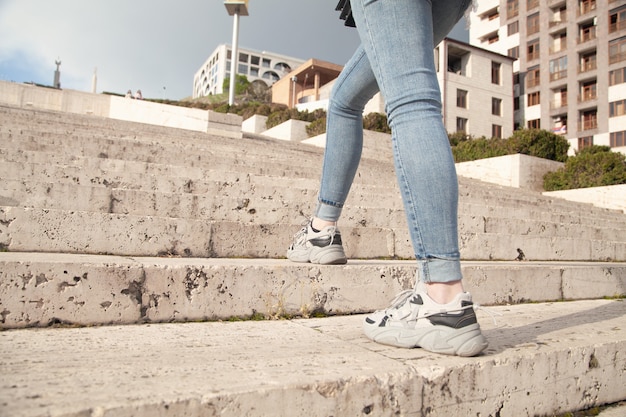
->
[363, 285, 488, 356]
[287, 221, 347, 265]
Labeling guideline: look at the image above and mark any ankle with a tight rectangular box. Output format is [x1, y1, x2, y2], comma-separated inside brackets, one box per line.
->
[425, 281, 464, 304]
[311, 217, 336, 231]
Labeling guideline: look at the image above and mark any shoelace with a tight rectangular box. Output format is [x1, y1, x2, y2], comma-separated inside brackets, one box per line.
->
[383, 289, 498, 324]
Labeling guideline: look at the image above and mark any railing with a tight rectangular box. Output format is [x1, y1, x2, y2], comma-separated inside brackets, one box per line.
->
[528, 51, 540, 61]
[577, 28, 597, 44]
[527, 77, 541, 88]
[549, 44, 567, 54]
[577, 2, 596, 16]
[578, 61, 597, 73]
[550, 99, 568, 109]
[579, 119, 598, 131]
[550, 70, 567, 81]
[578, 91, 597, 102]
[609, 51, 626, 65]
[609, 20, 626, 33]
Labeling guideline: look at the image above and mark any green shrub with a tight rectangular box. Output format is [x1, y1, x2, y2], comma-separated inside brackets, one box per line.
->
[363, 113, 391, 133]
[452, 137, 512, 162]
[508, 128, 569, 162]
[543, 146, 626, 191]
[306, 117, 327, 137]
[222, 74, 250, 96]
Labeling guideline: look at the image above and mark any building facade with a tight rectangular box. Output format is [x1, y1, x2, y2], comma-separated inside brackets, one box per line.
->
[193, 44, 305, 98]
[436, 38, 516, 139]
[468, 0, 626, 153]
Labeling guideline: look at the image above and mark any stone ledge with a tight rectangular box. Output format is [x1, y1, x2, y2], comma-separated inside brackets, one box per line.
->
[1, 253, 624, 329]
[1, 299, 624, 417]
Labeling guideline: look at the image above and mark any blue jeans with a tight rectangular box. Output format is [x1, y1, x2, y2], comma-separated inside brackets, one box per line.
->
[315, 0, 472, 283]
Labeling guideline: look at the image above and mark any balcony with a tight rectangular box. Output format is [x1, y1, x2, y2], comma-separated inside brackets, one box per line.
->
[577, 2, 596, 16]
[610, 51, 626, 65]
[577, 27, 597, 44]
[579, 119, 598, 131]
[578, 61, 597, 73]
[550, 70, 567, 81]
[550, 99, 568, 109]
[578, 91, 597, 102]
[609, 20, 626, 33]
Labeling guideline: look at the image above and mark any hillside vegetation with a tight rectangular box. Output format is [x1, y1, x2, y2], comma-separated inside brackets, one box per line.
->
[156, 80, 626, 191]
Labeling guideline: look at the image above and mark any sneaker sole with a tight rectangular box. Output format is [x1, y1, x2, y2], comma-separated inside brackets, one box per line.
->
[363, 321, 488, 357]
[287, 246, 347, 265]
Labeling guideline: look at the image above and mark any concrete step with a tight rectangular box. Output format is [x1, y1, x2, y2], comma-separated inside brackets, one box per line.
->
[4, 177, 625, 244]
[1, 298, 624, 417]
[2, 206, 625, 260]
[1, 252, 624, 329]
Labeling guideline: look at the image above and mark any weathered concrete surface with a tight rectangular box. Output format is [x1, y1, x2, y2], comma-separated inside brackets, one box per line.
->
[1, 253, 625, 329]
[1, 299, 624, 417]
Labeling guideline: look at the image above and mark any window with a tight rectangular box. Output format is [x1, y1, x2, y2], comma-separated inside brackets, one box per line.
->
[457, 117, 468, 133]
[609, 99, 626, 117]
[528, 91, 540, 106]
[552, 88, 568, 108]
[580, 80, 597, 101]
[508, 21, 519, 35]
[238, 63, 248, 74]
[610, 131, 626, 147]
[239, 53, 248, 63]
[527, 66, 540, 88]
[492, 98, 502, 115]
[527, 0, 539, 10]
[551, 32, 567, 53]
[492, 125, 503, 139]
[250, 67, 259, 77]
[262, 58, 271, 68]
[550, 6, 567, 26]
[508, 46, 520, 59]
[491, 61, 501, 84]
[527, 39, 540, 61]
[579, 0, 596, 15]
[507, 0, 519, 18]
[514, 96, 520, 111]
[609, 67, 626, 85]
[549, 56, 567, 81]
[581, 109, 598, 130]
[528, 119, 541, 129]
[527, 13, 540, 35]
[579, 21, 597, 43]
[578, 136, 593, 149]
[609, 37, 626, 64]
[250, 56, 260, 66]
[610, 5, 626, 33]
[579, 51, 597, 72]
[457, 89, 468, 108]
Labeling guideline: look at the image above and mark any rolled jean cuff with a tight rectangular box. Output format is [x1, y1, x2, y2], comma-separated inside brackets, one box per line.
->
[417, 258, 463, 283]
[315, 201, 343, 222]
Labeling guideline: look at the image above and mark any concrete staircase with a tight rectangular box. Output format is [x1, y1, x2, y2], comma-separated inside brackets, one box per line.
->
[0, 103, 625, 417]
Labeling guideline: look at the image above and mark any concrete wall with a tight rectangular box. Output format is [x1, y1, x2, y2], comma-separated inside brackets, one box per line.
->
[0, 80, 242, 138]
[455, 153, 564, 192]
[544, 185, 626, 214]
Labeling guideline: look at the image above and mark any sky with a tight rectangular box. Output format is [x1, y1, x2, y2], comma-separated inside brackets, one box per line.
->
[0, 0, 468, 101]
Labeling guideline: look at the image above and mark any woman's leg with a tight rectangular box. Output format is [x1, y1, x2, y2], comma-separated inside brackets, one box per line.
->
[350, 0, 472, 288]
[315, 45, 380, 224]
[354, 0, 487, 355]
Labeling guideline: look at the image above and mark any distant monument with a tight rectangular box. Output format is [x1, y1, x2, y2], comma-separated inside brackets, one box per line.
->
[92, 67, 97, 93]
[54, 59, 61, 89]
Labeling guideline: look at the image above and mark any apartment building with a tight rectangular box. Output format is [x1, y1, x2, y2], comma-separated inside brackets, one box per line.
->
[436, 38, 516, 139]
[193, 44, 305, 98]
[468, 0, 626, 153]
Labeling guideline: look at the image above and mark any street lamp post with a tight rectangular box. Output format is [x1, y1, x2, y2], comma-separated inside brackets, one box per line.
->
[224, 0, 249, 106]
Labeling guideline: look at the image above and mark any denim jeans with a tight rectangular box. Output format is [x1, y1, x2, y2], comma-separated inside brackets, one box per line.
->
[316, 0, 472, 283]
